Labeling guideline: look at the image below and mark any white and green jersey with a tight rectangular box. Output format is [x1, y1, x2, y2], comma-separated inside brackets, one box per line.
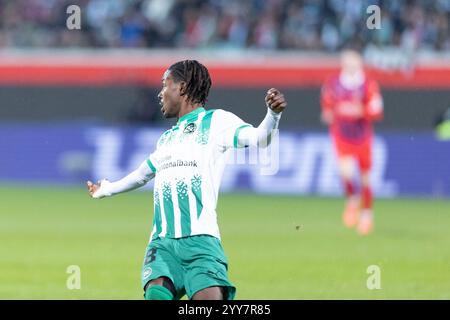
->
[146, 107, 252, 241]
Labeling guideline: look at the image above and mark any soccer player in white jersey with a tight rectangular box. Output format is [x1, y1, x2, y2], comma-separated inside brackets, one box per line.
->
[87, 60, 287, 300]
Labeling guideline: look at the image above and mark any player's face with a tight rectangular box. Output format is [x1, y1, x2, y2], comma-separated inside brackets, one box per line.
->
[340, 51, 363, 76]
[158, 70, 183, 118]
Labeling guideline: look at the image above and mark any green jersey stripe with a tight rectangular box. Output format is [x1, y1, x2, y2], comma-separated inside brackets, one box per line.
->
[196, 109, 215, 144]
[233, 124, 252, 148]
[176, 180, 191, 237]
[191, 174, 203, 218]
[162, 182, 175, 237]
[153, 190, 162, 237]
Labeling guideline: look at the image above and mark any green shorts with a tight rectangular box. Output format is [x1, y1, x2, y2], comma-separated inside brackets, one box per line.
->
[141, 235, 236, 300]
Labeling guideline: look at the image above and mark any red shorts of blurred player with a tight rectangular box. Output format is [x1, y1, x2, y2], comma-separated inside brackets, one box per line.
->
[332, 136, 372, 172]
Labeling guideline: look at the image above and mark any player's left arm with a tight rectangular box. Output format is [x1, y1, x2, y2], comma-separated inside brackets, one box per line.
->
[237, 88, 287, 148]
[87, 160, 155, 199]
[364, 79, 384, 122]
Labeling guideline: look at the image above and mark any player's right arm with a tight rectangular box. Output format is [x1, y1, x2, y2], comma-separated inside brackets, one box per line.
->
[87, 159, 155, 199]
[320, 78, 335, 125]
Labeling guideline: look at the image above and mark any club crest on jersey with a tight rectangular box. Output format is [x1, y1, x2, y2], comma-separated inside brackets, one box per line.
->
[183, 123, 197, 134]
[143, 267, 152, 278]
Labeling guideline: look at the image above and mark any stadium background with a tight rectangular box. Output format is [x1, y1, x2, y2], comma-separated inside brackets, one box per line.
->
[0, 0, 449, 299]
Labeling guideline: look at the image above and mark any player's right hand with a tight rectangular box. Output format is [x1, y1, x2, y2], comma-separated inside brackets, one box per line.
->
[265, 88, 287, 113]
[321, 111, 333, 125]
[87, 180, 100, 198]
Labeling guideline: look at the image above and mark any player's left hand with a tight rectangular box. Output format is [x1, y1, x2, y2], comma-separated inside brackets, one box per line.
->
[265, 88, 287, 114]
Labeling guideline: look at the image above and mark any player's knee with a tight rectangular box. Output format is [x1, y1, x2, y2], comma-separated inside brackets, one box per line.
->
[144, 284, 174, 300]
[360, 172, 371, 186]
[338, 157, 354, 179]
[192, 286, 225, 300]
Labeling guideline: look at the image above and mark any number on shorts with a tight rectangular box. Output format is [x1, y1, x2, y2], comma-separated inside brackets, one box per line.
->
[145, 248, 157, 264]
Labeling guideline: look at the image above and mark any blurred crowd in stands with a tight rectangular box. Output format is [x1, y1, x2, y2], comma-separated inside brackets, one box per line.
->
[0, 0, 449, 51]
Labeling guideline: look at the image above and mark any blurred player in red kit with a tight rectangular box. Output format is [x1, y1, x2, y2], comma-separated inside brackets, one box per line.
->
[320, 49, 383, 235]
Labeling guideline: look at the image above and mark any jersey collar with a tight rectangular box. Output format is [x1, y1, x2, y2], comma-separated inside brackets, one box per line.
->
[177, 107, 205, 125]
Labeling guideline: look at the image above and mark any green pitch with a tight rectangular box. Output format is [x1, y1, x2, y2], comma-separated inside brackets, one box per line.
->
[1, 186, 449, 299]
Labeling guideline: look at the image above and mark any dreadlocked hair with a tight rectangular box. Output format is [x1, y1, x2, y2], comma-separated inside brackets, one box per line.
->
[168, 60, 212, 106]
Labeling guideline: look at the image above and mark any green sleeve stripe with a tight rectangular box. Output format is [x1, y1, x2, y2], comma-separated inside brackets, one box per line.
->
[233, 124, 252, 148]
[197, 109, 215, 145]
[146, 159, 157, 173]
